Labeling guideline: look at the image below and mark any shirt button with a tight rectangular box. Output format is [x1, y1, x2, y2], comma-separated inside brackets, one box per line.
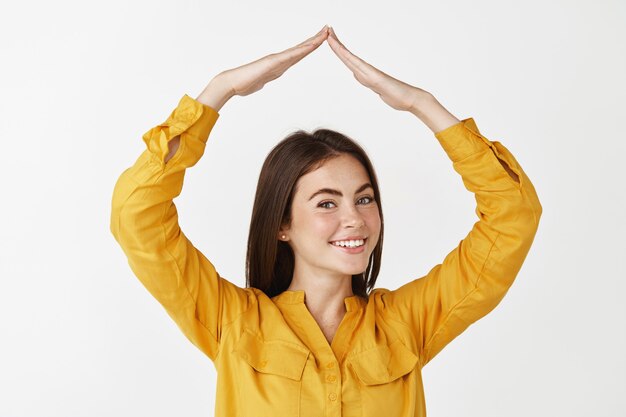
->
[259, 360, 267, 368]
[326, 375, 337, 382]
[328, 393, 337, 401]
[326, 362, 335, 369]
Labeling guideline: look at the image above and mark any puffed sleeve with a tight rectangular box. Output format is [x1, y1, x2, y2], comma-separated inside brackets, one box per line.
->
[110, 94, 251, 362]
[381, 117, 542, 367]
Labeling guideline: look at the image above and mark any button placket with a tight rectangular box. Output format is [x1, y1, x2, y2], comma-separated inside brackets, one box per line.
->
[326, 361, 340, 408]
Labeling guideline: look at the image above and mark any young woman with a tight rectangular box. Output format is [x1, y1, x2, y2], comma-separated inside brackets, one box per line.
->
[110, 25, 542, 417]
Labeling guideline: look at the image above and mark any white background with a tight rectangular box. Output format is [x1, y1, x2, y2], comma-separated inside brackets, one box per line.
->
[1, 0, 624, 416]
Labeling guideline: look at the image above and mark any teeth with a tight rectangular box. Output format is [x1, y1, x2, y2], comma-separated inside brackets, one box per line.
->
[331, 239, 365, 247]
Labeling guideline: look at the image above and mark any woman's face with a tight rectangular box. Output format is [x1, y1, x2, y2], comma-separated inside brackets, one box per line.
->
[280, 153, 381, 283]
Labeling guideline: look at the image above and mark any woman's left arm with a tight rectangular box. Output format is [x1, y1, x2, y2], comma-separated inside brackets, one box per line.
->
[326, 28, 456, 129]
[411, 92, 520, 183]
[326, 28, 542, 366]
[326, 27, 519, 182]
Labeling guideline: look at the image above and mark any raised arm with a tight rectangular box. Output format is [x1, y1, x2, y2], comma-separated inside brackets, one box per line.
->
[110, 26, 331, 362]
[109, 86, 248, 362]
[325, 27, 542, 366]
[161, 77, 233, 164]
[386, 105, 542, 367]
[410, 91, 520, 183]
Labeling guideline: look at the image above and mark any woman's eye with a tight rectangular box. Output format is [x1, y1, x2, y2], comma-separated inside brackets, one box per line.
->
[318, 196, 374, 209]
[358, 196, 374, 204]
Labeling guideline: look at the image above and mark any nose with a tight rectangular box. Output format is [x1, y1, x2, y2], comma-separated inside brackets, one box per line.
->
[342, 204, 365, 229]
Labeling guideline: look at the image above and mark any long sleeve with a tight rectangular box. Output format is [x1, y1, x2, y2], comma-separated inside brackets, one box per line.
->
[110, 94, 250, 362]
[381, 117, 542, 368]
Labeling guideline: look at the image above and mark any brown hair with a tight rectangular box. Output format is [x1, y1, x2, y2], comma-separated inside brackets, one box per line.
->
[245, 128, 384, 300]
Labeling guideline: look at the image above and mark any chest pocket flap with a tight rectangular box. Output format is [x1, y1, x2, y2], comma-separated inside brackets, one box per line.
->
[348, 339, 419, 386]
[234, 330, 310, 381]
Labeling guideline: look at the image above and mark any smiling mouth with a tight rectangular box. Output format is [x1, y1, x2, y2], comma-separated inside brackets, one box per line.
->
[328, 237, 368, 248]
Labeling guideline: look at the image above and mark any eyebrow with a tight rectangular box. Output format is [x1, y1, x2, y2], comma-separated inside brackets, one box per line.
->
[308, 183, 373, 201]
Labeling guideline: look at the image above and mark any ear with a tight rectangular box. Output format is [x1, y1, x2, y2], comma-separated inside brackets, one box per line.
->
[278, 224, 290, 241]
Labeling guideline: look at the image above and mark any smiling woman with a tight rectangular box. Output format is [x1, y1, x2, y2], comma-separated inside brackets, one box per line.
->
[250, 131, 384, 300]
[110, 25, 542, 417]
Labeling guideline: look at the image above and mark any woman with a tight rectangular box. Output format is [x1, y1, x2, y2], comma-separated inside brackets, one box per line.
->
[110, 25, 542, 417]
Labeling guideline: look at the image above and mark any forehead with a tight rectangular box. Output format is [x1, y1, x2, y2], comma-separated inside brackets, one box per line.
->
[295, 154, 370, 194]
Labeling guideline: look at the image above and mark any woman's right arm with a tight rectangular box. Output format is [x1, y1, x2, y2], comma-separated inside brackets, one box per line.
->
[110, 77, 249, 362]
[110, 25, 331, 362]
[163, 77, 233, 163]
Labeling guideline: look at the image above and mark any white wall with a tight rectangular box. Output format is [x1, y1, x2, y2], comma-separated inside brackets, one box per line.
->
[0, 0, 624, 415]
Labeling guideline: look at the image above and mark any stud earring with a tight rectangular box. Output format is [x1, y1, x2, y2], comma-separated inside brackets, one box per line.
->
[281, 235, 286, 239]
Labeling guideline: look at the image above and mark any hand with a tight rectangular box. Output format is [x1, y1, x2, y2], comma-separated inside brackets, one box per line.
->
[217, 25, 330, 98]
[325, 27, 430, 112]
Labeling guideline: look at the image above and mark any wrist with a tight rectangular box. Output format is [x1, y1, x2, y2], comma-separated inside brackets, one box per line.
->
[409, 91, 461, 134]
[407, 89, 434, 116]
[195, 75, 234, 112]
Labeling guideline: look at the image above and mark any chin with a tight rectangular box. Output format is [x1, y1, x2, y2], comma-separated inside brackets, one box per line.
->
[338, 263, 369, 276]
[326, 245, 373, 275]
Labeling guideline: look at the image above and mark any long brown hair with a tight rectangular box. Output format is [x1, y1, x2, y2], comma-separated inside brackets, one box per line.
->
[245, 128, 384, 299]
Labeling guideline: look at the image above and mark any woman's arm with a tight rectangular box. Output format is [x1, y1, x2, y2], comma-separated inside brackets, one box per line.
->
[410, 91, 520, 182]
[164, 77, 234, 163]
[110, 92, 244, 362]
[325, 27, 529, 191]
[110, 26, 331, 362]
[163, 25, 330, 165]
[387, 118, 541, 366]
[408, 90, 461, 136]
[325, 27, 541, 366]
[326, 27, 519, 184]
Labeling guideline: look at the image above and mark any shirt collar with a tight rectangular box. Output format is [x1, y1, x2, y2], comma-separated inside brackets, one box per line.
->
[272, 290, 366, 312]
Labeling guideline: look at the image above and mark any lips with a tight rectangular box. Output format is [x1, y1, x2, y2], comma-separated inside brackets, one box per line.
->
[329, 238, 367, 253]
[329, 236, 367, 243]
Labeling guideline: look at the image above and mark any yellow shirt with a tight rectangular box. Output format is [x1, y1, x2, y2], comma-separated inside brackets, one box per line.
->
[110, 94, 542, 417]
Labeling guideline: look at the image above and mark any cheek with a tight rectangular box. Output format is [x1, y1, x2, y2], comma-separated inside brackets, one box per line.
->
[364, 210, 382, 246]
[310, 215, 339, 238]
[364, 208, 381, 229]
[294, 211, 338, 240]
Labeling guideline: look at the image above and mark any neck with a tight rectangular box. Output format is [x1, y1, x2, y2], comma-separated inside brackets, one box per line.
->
[286, 273, 353, 319]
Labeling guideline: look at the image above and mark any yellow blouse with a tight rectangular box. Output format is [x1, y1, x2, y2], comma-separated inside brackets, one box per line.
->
[110, 94, 542, 417]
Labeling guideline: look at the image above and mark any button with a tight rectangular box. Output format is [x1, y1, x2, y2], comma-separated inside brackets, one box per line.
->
[328, 393, 337, 401]
[326, 375, 337, 382]
[326, 362, 335, 369]
[259, 360, 267, 368]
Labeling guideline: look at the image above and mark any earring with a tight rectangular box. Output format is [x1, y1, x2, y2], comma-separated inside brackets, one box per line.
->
[281, 235, 286, 239]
